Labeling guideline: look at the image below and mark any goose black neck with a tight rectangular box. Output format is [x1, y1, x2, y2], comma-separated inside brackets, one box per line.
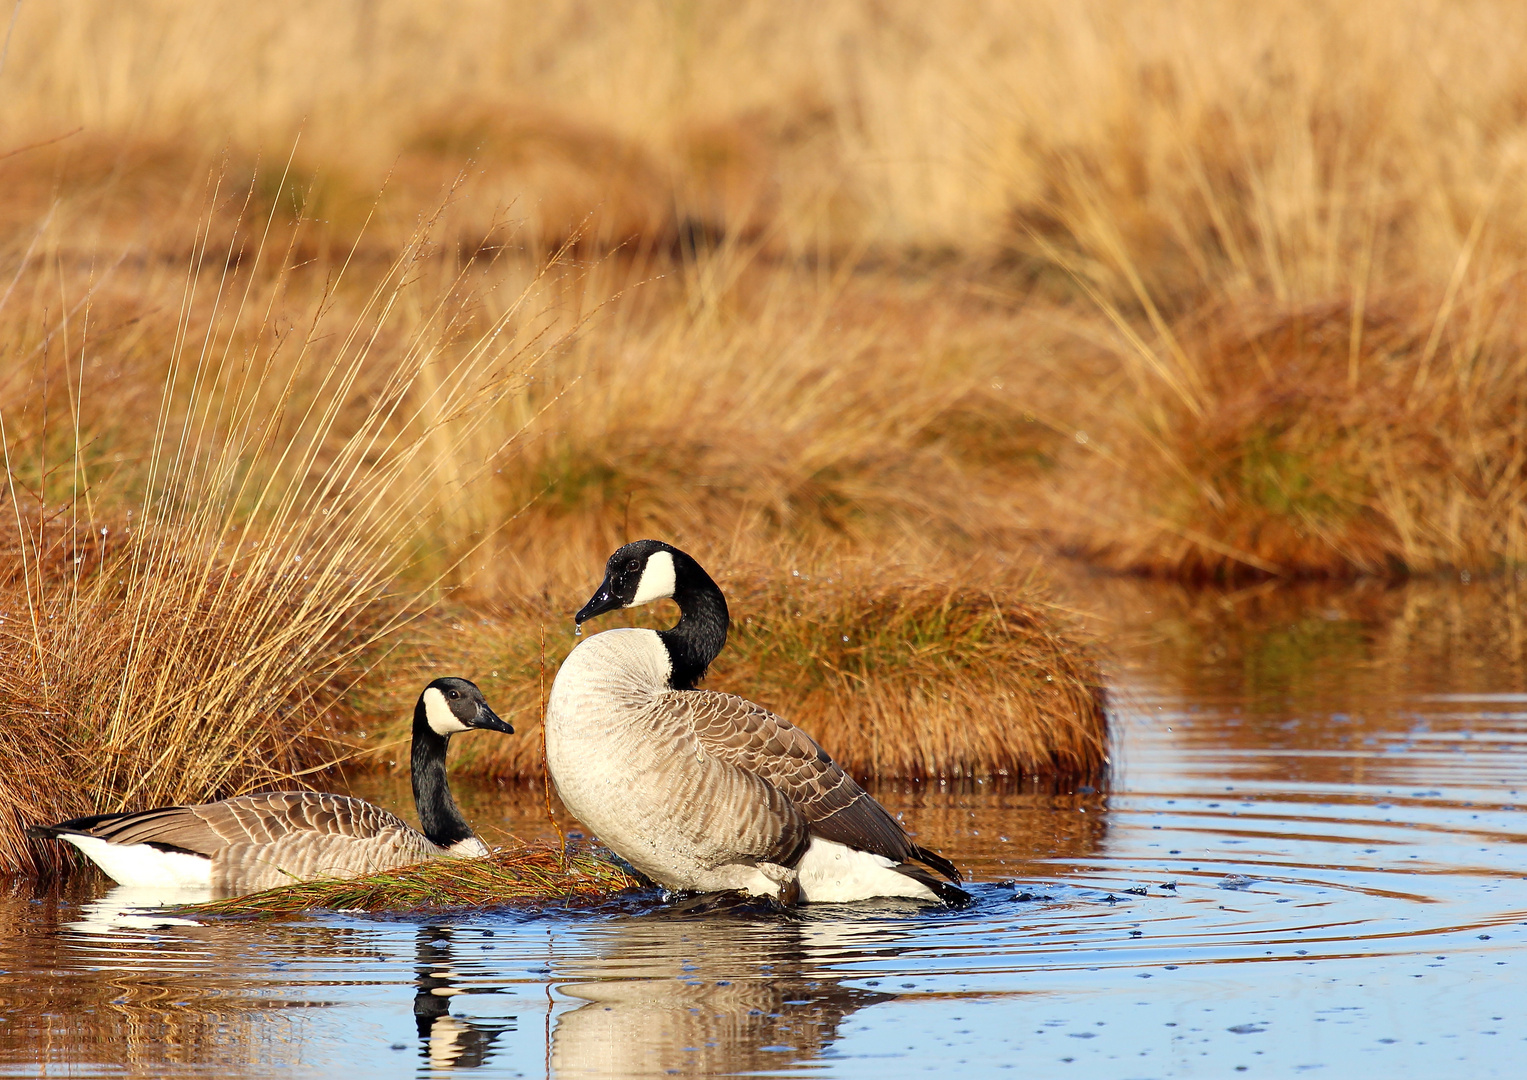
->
[656, 552, 730, 691]
[411, 701, 475, 849]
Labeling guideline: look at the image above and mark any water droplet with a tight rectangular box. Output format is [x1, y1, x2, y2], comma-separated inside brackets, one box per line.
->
[574, 624, 583, 637]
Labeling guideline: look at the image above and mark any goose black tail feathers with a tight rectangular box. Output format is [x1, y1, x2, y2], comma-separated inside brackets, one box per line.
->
[912, 844, 962, 886]
[894, 861, 972, 905]
[899, 845, 969, 904]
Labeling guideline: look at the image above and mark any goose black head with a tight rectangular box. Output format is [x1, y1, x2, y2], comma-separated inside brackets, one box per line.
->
[575, 539, 682, 625]
[418, 677, 514, 737]
[575, 540, 729, 689]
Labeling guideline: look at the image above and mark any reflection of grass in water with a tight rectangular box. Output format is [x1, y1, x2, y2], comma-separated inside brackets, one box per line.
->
[1107, 578, 1527, 768]
[1235, 615, 1374, 712]
[0, 876, 451, 1073]
[189, 843, 640, 916]
[1139, 584, 1382, 723]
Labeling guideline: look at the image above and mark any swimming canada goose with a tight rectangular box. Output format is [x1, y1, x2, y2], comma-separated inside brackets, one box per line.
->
[545, 540, 967, 904]
[29, 677, 512, 894]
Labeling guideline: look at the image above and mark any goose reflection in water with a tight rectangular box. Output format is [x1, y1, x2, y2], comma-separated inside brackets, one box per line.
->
[412, 926, 515, 1071]
[64, 882, 208, 935]
[549, 904, 900, 1079]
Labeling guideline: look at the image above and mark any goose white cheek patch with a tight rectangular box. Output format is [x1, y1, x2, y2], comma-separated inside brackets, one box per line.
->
[423, 687, 471, 736]
[629, 550, 677, 606]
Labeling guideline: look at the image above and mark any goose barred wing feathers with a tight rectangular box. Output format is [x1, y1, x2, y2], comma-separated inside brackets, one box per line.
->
[59, 792, 422, 851]
[632, 697, 810, 868]
[657, 690, 960, 883]
[49, 793, 440, 892]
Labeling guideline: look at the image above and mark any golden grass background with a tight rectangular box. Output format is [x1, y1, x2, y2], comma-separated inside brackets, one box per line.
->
[9, 0, 1526, 577]
[3, 0, 1524, 872]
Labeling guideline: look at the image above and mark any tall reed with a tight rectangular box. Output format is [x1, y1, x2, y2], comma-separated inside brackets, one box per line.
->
[0, 168, 566, 875]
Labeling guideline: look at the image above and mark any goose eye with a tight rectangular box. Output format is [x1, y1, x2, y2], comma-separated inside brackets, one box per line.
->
[448, 690, 460, 700]
[625, 559, 640, 573]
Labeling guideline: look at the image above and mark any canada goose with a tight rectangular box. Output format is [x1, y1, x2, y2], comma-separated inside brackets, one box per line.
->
[545, 540, 967, 904]
[29, 677, 513, 894]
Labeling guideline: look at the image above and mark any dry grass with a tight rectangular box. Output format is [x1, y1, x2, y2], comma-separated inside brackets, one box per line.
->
[190, 842, 641, 916]
[1049, 289, 1527, 578]
[0, 183, 568, 875]
[448, 262, 1065, 597]
[6, 0, 1525, 579]
[992, 2, 1527, 576]
[714, 565, 1105, 777]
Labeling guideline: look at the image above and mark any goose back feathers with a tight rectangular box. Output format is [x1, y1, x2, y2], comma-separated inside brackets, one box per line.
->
[547, 541, 965, 904]
[31, 677, 512, 895]
[43, 793, 452, 893]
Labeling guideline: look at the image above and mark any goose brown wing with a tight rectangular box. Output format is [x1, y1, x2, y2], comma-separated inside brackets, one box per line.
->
[61, 792, 419, 855]
[206, 793, 437, 890]
[634, 700, 809, 868]
[665, 690, 925, 870]
[202, 792, 420, 847]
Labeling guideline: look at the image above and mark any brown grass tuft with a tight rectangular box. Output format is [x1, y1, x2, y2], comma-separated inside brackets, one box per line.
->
[1049, 286, 1527, 578]
[714, 564, 1107, 778]
[995, 2, 1527, 577]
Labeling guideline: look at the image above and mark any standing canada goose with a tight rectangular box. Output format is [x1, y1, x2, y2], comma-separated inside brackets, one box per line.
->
[545, 540, 967, 904]
[29, 677, 512, 894]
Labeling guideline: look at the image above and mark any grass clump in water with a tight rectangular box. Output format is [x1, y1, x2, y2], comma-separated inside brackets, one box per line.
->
[718, 563, 1108, 779]
[189, 843, 641, 916]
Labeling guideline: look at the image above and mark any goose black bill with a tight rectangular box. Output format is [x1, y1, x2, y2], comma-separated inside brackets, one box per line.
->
[575, 578, 621, 625]
[471, 704, 514, 735]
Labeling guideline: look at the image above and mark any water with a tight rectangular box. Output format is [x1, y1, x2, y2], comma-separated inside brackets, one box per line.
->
[2, 581, 1525, 1077]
